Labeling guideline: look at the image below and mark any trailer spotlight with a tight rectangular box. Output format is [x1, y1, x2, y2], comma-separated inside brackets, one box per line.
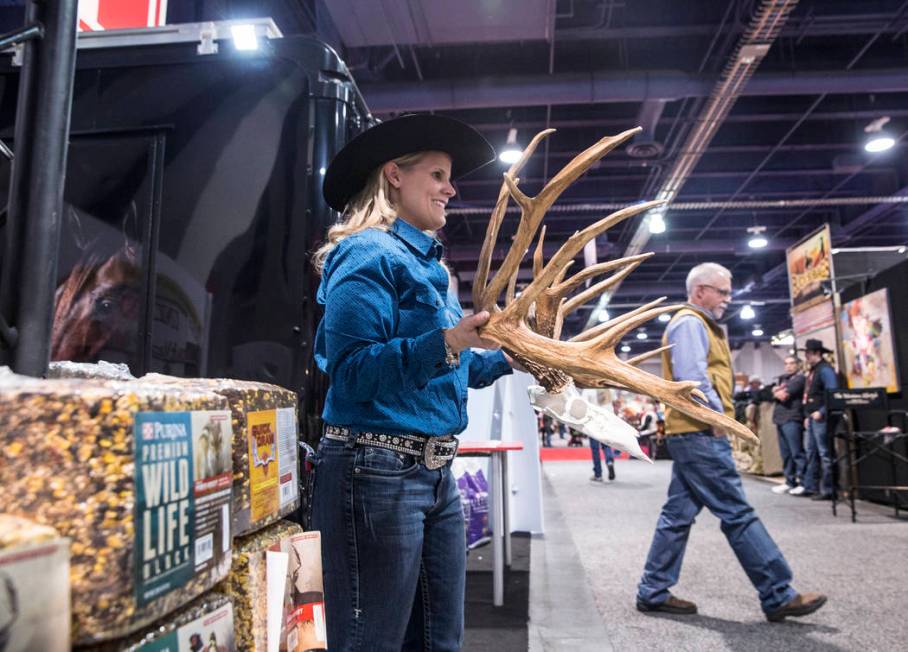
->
[231, 24, 259, 51]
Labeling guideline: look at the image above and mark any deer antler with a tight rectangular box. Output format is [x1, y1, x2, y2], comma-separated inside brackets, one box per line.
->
[474, 128, 757, 444]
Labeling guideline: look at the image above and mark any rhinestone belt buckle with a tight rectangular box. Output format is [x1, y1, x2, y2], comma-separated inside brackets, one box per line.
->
[423, 436, 458, 470]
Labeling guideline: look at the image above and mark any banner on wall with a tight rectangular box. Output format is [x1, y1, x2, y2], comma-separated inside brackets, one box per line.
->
[791, 298, 835, 337]
[78, 0, 168, 32]
[786, 223, 834, 314]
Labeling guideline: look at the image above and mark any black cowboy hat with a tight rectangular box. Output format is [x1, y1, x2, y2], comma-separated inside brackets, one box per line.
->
[799, 338, 833, 354]
[322, 114, 496, 212]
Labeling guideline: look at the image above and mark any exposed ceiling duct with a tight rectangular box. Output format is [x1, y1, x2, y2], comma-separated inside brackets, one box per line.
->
[358, 68, 908, 113]
[586, 0, 801, 324]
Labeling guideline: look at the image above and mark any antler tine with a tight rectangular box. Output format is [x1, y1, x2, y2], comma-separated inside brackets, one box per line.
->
[552, 252, 653, 298]
[570, 296, 667, 343]
[511, 199, 665, 314]
[478, 130, 557, 308]
[590, 302, 680, 351]
[561, 258, 643, 317]
[626, 344, 673, 366]
[537, 127, 642, 211]
[505, 272, 519, 306]
[533, 226, 546, 278]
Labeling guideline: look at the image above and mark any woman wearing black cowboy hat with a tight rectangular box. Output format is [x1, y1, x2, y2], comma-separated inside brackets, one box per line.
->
[311, 114, 515, 650]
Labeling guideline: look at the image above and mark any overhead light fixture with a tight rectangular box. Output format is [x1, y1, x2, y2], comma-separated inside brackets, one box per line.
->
[746, 225, 768, 249]
[231, 23, 259, 50]
[621, 344, 631, 353]
[597, 309, 611, 323]
[658, 313, 671, 323]
[864, 116, 895, 153]
[739, 304, 756, 320]
[771, 331, 795, 347]
[499, 128, 522, 164]
[752, 327, 764, 337]
[865, 135, 895, 153]
[649, 211, 666, 234]
[636, 331, 648, 340]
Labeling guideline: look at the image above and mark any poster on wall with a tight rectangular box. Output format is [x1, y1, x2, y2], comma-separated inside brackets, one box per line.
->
[791, 299, 835, 337]
[838, 288, 900, 393]
[786, 223, 834, 314]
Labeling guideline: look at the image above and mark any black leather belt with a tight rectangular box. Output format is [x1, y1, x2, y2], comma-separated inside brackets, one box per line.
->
[324, 424, 459, 470]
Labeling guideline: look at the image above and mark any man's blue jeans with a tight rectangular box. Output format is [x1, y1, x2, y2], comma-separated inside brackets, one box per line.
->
[637, 431, 797, 614]
[311, 436, 466, 651]
[776, 420, 806, 487]
[590, 436, 615, 478]
[804, 418, 833, 496]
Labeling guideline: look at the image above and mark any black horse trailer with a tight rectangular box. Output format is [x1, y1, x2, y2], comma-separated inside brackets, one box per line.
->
[0, 21, 370, 445]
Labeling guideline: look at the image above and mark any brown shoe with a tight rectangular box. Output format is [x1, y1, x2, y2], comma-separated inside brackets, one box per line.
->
[766, 592, 827, 622]
[636, 594, 698, 615]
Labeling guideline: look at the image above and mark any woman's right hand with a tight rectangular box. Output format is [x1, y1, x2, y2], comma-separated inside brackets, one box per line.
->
[444, 311, 501, 352]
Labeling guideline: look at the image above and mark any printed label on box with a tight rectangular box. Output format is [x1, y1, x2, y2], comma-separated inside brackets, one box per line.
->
[136, 601, 236, 651]
[267, 531, 327, 651]
[248, 409, 280, 522]
[134, 410, 233, 607]
[277, 407, 299, 508]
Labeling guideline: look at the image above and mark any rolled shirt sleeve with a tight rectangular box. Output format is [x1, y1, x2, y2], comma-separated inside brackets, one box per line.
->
[666, 315, 724, 414]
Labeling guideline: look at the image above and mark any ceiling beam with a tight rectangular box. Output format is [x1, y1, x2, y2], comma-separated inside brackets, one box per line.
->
[359, 68, 908, 113]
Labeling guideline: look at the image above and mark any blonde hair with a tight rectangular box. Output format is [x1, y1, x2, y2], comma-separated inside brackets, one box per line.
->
[313, 152, 426, 274]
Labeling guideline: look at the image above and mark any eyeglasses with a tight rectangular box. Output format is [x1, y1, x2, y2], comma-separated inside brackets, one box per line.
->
[698, 284, 732, 298]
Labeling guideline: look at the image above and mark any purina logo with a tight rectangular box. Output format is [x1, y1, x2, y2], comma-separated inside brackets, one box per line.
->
[77, 0, 168, 32]
[142, 422, 155, 440]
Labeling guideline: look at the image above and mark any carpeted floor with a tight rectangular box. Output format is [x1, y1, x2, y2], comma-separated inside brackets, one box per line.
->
[464, 533, 531, 650]
[537, 458, 908, 651]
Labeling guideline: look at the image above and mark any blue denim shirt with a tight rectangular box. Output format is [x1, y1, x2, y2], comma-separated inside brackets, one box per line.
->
[315, 219, 512, 437]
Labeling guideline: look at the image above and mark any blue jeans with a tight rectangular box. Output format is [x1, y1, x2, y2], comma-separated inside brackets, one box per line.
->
[776, 420, 806, 487]
[803, 418, 833, 496]
[637, 432, 797, 613]
[311, 436, 466, 651]
[590, 437, 614, 478]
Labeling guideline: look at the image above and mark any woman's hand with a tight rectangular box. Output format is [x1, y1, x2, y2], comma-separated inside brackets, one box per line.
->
[444, 311, 500, 352]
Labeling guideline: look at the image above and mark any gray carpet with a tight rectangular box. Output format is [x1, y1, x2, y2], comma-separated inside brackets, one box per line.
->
[537, 458, 908, 651]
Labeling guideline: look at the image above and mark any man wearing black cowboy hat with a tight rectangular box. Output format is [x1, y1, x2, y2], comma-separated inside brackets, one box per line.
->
[791, 339, 839, 499]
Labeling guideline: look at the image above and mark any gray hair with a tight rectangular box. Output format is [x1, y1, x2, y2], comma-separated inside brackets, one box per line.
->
[686, 262, 732, 296]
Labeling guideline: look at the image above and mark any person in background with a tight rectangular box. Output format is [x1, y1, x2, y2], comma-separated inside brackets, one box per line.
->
[796, 339, 839, 500]
[636, 262, 826, 622]
[638, 398, 660, 460]
[771, 356, 807, 495]
[585, 387, 617, 481]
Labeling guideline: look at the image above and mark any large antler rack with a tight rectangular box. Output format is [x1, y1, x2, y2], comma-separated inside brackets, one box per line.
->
[472, 127, 757, 444]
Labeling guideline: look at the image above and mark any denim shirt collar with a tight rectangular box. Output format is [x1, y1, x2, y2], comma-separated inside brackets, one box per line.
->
[391, 218, 444, 260]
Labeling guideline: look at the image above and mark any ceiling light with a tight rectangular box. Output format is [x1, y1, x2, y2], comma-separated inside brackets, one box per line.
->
[771, 331, 795, 346]
[649, 212, 666, 234]
[864, 116, 895, 153]
[739, 304, 756, 320]
[746, 225, 768, 249]
[621, 344, 631, 353]
[231, 24, 259, 50]
[865, 135, 895, 153]
[658, 313, 671, 322]
[597, 309, 610, 323]
[636, 331, 648, 340]
[752, 327, 764, 337]
[499, 127, 522, 164]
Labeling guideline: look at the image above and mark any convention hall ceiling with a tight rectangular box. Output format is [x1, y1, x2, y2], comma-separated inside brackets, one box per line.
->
[12, 0, 908, 347]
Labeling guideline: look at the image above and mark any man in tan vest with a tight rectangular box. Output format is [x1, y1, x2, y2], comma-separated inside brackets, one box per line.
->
[636, 263, 827, 622]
